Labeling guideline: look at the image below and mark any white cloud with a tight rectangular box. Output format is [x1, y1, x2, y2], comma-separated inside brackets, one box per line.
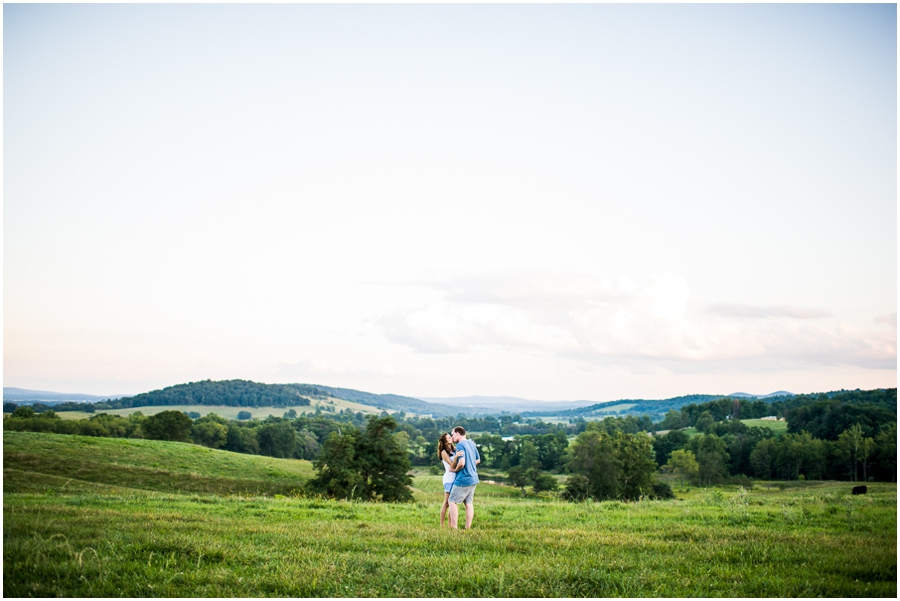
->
[377, 273, 896, 371]
[274, 360, 397, 382]
[707, 304, 833, 319]
[874, 313, 897, 327]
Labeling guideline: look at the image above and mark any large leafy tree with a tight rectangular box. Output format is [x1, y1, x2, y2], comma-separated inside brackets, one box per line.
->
[612, 431, 657, 499]
[308, 416, 412, 502]
[750, 437, 777, 479]
[310, 430, 365, 499]
[665, 449, 699, 486]
[355, 416, 414, 502]
[652, 430, 689, 466]
[565, 426, 657, 501]
[567, 429, 621, 500]
[687, 434, 729, 486]
[257, 421, 297, 458]
[874, 423, 897, 482]
[142, 410, 193, 442]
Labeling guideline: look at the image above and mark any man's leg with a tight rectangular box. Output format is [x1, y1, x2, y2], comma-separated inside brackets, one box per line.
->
[464, 501, 474, 529]
[448, 502, 459, 529]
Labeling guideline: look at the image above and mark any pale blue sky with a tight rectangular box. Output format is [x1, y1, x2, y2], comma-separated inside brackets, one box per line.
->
[4, 3, 897, 400]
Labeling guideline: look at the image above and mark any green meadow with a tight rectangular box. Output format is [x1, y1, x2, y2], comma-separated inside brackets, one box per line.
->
[677, 418, 787, 439]
[4, 431, 896, 597]
[51, 396, 393, 421]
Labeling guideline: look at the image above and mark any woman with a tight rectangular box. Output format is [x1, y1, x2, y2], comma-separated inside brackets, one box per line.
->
[438, 432, 463, 527]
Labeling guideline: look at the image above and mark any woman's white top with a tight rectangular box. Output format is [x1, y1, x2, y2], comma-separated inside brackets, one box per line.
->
[442, 454, 457, 485]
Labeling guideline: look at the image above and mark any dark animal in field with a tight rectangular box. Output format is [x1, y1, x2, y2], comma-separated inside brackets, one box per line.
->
[852, 485, 867, 495]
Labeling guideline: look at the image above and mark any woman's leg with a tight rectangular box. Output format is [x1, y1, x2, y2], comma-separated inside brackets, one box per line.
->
[440, 491, 450, 527]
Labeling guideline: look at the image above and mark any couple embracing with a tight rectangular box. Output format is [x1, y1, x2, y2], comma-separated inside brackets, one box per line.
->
[438, 426, 480, 529]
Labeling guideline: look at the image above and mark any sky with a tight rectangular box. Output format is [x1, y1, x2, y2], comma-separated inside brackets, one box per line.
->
[3, 3, 897, 401]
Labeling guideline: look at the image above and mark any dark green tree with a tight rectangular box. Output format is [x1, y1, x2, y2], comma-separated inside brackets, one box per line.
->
[142, 410, 193, 442]
[874, 422, 897, 482]
[508, 466, 528, 492]
[527, 467, 559, 493]
[307, 417, 412, 502]
[612, 431, 657, 499]
[192, 419, 228, 449]
[687, 434, 729, 486]
[354, 416, 413, 502]
[561, 474, 591, 501]
[309, 430, 364, 499]
[11, 406, 35, 419]
[566, 429, 622, 500]
[652, 430, 689, 466]
[694, 411, 715, 433]
[257, 421, 297, 458]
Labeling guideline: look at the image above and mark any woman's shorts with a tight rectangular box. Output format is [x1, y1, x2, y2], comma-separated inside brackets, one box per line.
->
[444, 482, 454, 493]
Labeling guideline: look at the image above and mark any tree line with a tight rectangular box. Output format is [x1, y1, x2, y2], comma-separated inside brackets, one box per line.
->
[4, 387, 896, 503]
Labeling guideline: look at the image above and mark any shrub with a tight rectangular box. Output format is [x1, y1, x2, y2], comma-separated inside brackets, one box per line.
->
[651, 481, 675, 499]
[11, 406, 35, 419]
[561, 474, 592, 501]
[531, 471, 559, 493]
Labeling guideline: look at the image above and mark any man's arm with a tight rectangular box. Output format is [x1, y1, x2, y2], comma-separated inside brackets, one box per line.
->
[453, 451, 466, 472]
[448, 450, 464, 470]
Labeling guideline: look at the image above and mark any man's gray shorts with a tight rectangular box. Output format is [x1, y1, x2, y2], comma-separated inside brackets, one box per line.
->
[448, 484, 476, 504]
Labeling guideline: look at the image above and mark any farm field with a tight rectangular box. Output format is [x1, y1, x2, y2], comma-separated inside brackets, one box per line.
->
[4, 431, 896, 597]
[677, 418, 788, 439]
[50, 396, 395, 421]
[741, 418, 789, 435]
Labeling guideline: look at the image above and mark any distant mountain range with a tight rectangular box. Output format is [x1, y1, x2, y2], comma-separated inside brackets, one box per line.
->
[2, 387, 126, 403]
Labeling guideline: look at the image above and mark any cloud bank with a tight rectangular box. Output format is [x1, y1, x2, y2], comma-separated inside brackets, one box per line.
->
[378, 274, 896, 371]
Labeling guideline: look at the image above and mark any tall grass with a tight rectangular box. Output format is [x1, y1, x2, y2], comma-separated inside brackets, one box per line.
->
[4, 431, 312, 495]
[3, 431, 896, 597]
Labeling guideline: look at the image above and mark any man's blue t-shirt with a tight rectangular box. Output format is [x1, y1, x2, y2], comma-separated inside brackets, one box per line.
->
[453, 439, 480, 487]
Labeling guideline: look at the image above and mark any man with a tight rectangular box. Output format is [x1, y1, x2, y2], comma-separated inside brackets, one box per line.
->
[447, 426, 480, 529]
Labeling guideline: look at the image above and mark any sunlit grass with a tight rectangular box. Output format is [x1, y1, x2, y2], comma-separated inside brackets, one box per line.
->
[3, 431, 896, 597]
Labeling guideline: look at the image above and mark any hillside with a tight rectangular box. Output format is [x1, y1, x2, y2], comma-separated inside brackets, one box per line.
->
[3, 431, 312, 495]
[93, 380, 313, 411]
[24, 380, 466, 418]
[300, 384, 464, 416]
[522, 394, 731, 420]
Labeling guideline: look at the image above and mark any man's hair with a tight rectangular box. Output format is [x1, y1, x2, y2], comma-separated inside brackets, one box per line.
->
[452, 426, 466, 436]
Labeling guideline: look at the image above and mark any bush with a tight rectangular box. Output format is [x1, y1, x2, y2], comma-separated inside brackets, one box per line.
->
[651, 481, 675, 499]
[725, 474, 753, 488]
[11, 406, 35, 419]
[237, 411, 252, 421]
[531, 472, 559, 493]
[561, 474, 592, 501]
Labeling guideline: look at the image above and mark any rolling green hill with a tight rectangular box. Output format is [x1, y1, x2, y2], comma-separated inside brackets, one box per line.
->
[37, 379, 465, 417]
[523, 394, 727, 420]
[3, 431, 312, 496]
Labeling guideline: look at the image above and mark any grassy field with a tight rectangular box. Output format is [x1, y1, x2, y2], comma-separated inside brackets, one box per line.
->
[676, 418, 787, 439]
[4, 431, 896, 597]
[3, 431, 312, 496]
[52, 396, 394, 421]
[741, 418, 789, 435]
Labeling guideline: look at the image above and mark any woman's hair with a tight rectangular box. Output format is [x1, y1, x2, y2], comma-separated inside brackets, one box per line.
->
[437, 433, 455, 459]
